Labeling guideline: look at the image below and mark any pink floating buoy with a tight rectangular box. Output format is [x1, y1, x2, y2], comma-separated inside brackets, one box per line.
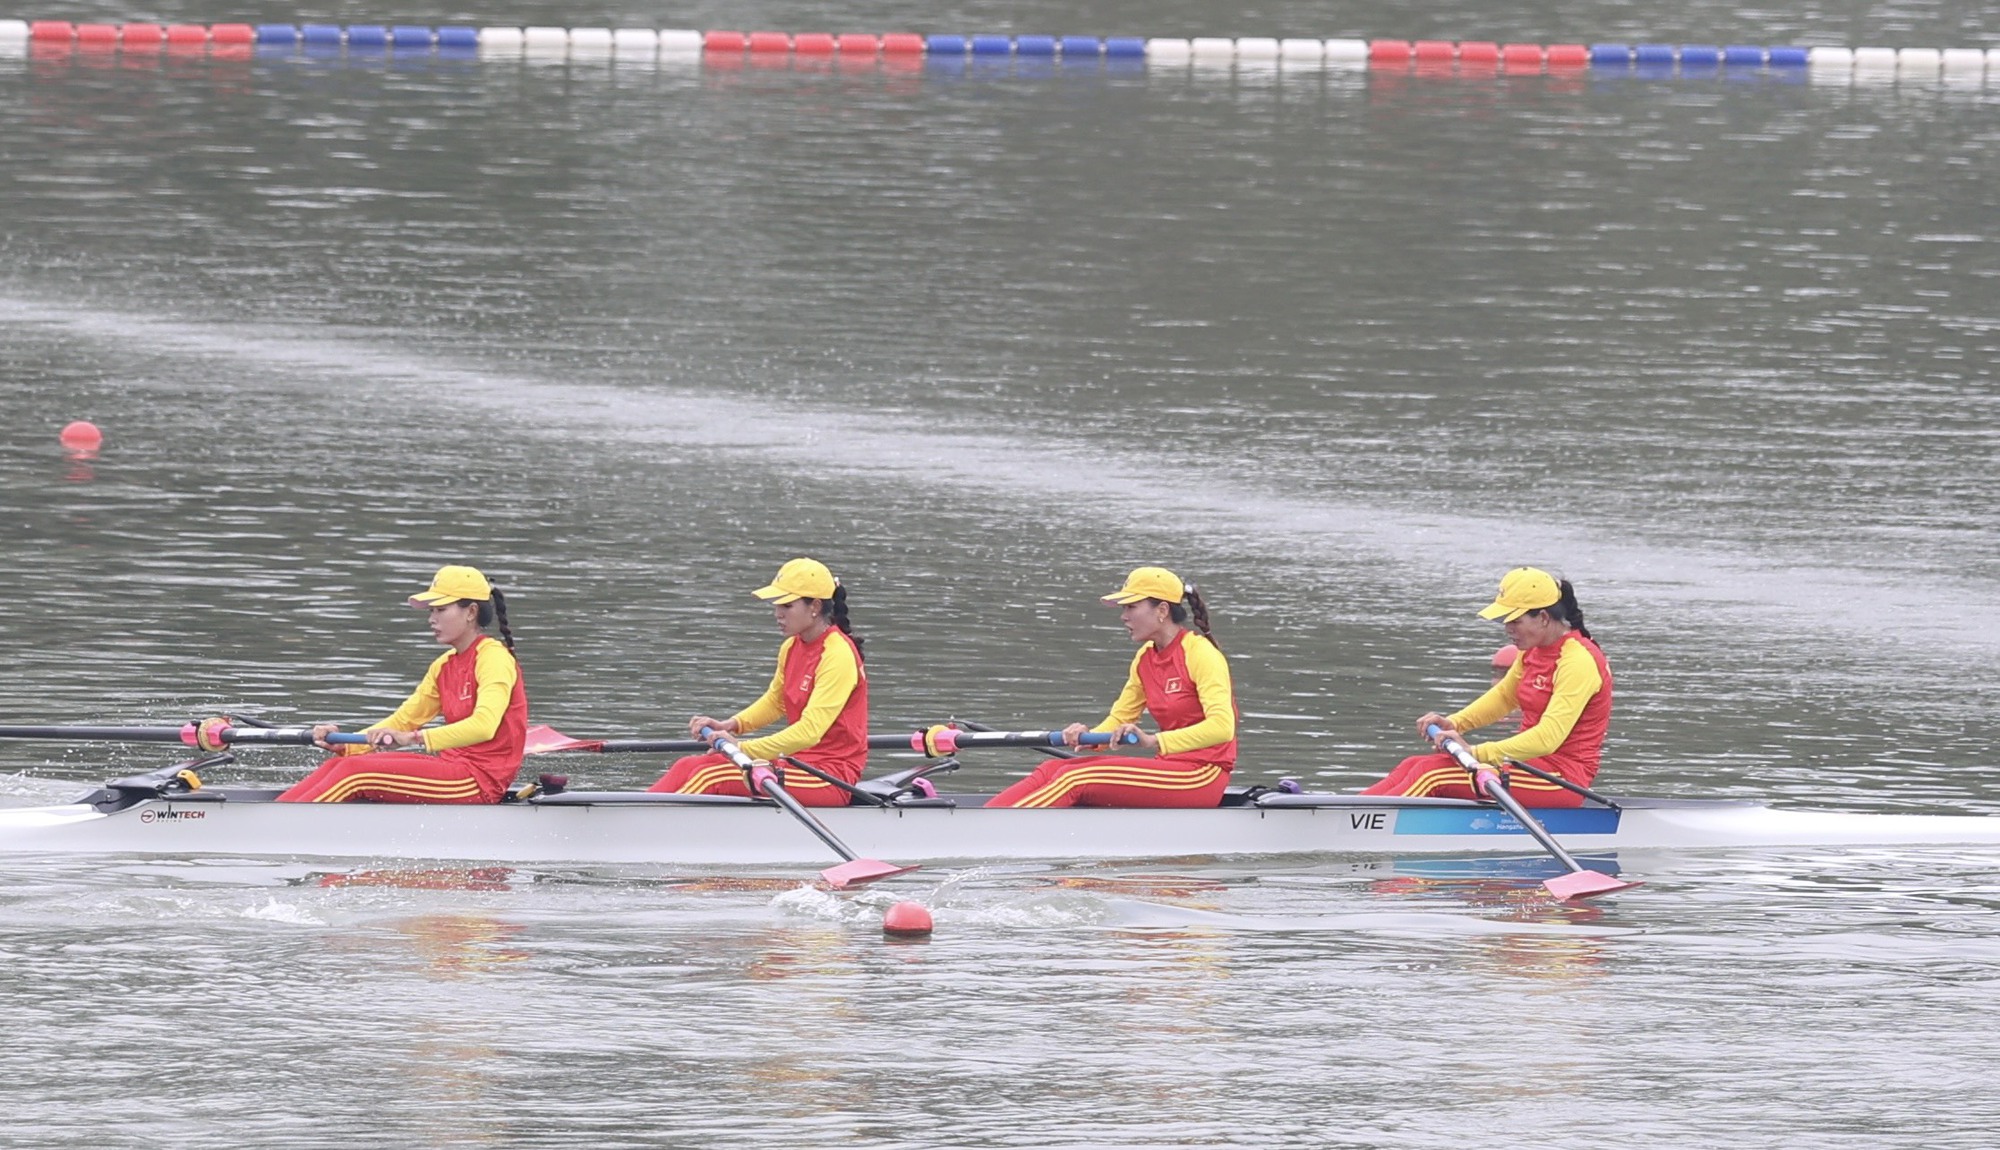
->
[1369, 39, 1412, 65]
[210, 24, 254, 45]
[30, 21, 75, 41]
[794, 33, 834, 55]
[835, 33, 880, 54]
[1458, 41, 1499, 66]
[1546, 43, 1589, 68]
[1413, 40, 1454, 62]
[59, 420, 103, 449]
[165, 24, 208, 45]
[882, 901, 934, 937]
[76, 24, 118, 45]
[747, 31, 790, 53]
[703, 30, 746, 52]
[1501, 42, 1544, 68]
[122, 23, 166, 47]
[880, 33, 924, 54]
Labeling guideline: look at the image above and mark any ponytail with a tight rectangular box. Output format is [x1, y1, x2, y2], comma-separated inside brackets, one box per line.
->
[1167, 583, 1217, 649]
[477, 587, 516, 652]
[1545, 578, 1591, 642]
[823, 583, 863, 659]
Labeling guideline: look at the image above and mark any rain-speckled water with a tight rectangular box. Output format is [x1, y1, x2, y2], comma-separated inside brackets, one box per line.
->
[3, 0, 1999, 1145]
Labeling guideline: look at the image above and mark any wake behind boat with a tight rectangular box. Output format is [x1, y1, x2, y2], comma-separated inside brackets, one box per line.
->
[3, 753, 1999, 867]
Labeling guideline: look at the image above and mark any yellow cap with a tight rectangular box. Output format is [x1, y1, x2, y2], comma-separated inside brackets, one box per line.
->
[1103, 566, 1186, 606]
[1477, 567, 1561, 622]
[409, 565, 493, 607]
[753, 558, 838, 605]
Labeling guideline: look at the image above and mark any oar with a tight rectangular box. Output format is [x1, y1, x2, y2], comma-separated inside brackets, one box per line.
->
[523, 723, 1138, 757]
[952, 718, 1079, 759]
[698, 727, 917, 889]
[0, 723, 368, 747]
[1424, 723, 1640, 902]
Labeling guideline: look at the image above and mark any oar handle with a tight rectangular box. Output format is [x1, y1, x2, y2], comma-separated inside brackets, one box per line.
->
[904, 727, 1142, 756]
[698, 728, 858, 864]
[1426, 724, 1589, 873]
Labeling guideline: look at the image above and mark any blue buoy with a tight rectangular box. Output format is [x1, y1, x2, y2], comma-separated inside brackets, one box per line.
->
[1723, 45, 1765, 65]
[970, 34, 1012, 55]
[1633, 43, 1674, 64]
[436, 26, 476, 49]
[1104, 37, 1145, 58]
[1060, 36, 1102, 57]
[1589, 43, 1632, 65]
[925, 34, 966, 55]
[301, 23, 341, 45]
[390, 25, 432, 48]
[1767, 46, 1808, 66]
[1015, 35, 1055, 56]
[255, 24, 297, 44]
[346, 25, 388, 48]
[1678, 44, 1721, 66]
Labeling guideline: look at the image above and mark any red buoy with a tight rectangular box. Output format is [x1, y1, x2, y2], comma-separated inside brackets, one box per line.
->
[882, 901, 934, 937]
[59, 420, 103, 450]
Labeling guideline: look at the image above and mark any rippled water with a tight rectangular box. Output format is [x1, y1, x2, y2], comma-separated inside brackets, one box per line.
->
[2, 0, 1998, 1144]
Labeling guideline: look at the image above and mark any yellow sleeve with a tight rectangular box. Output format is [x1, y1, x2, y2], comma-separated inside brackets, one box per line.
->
[1470, 643, 1603, 766]
[1449, 660, 1522, 734]
[419, 642, 519, 752]
[729, 639, 792, 734]
[340, 653, 447, 755]
[1090, 649, 1149, 732]
[739, 636, 860, 761]
[1155, 635, 1236, 757]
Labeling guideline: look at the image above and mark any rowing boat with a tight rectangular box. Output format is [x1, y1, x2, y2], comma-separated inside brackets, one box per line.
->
[1, 754, 1997, 866]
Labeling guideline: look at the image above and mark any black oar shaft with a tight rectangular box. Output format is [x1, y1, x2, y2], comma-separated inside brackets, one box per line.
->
[1429, 724, 1588, 869]
[0, 725, 192, 742]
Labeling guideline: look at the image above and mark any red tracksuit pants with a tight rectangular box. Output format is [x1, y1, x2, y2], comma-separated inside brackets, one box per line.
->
[648, 753, 853, 808]
[277, 752, 505, 804]
[984, 755, 1231, 809]
[1360, 753, 1584, 809]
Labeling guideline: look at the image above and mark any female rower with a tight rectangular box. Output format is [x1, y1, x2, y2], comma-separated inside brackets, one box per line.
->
[986, 567, 1236, 809]
[651, 558, 867, 807]
[1363, 567, 1611, 808]
[280, 565, 527, 803]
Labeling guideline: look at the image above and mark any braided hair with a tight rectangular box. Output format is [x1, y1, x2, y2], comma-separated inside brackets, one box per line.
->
[1539, 578, 1592, 642]
[816, 582, 863, 659]
[1166, 582, 1217, 649]
[475, 587, 516, 652]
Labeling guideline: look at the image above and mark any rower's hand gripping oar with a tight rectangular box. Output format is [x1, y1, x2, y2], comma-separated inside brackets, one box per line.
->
[1425, 723, 1640, 902]
[698, 728, 918, 889]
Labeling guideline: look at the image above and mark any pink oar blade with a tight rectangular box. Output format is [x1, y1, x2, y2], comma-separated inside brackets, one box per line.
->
[1544, 869, 1642, 902]
[523, 724, 604, 755]
[820, 859, 921, 889]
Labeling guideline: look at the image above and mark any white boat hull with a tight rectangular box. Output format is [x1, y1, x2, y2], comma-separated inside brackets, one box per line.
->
[2, 791, 1998, 866]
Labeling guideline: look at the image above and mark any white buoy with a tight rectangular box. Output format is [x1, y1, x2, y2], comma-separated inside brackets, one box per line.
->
[658, 29, 702, 54]
[1145, 38, 1192, 64]
[1278, 38, 1325, 64]
[612, 28, 658, 57]
[0, 18, 28, 41]
[1324, 38, 1369, 66]
[1852, 46, 1898, 70]
[1235, 37, 1280, 60]
[1807, 45, 1854, 68]
[1189, 36, 1236, 61]
[1897, 47, 1942, 76]
[477, 26, 524, 55]
[568, 27, 614, 55]
[1940, 47, 1985, 72]
[522, 25, 567, 54]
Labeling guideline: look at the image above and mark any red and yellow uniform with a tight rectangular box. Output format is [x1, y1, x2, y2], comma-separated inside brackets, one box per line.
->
[279, 635, 528, 803]
[1364, 632, 1611, 808]
[987, 629, 1237, 809]
[650, 628, 868, 808]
